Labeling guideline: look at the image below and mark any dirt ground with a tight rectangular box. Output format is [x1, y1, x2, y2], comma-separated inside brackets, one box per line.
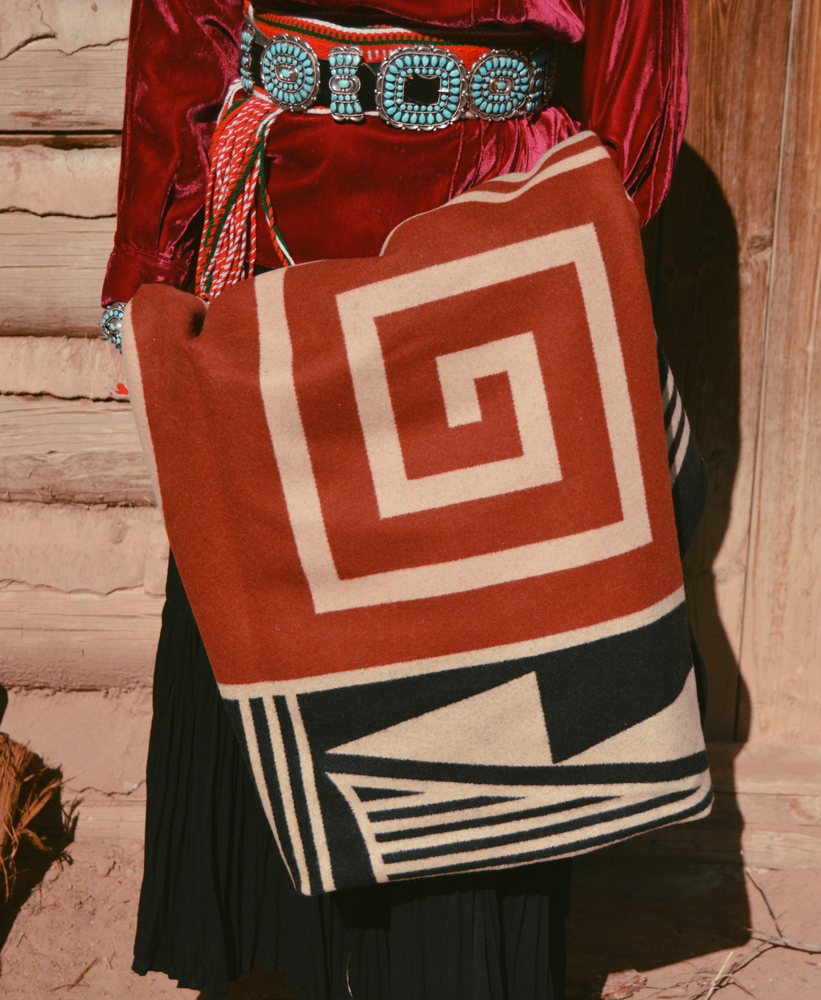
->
[0, 841, 819, 1000]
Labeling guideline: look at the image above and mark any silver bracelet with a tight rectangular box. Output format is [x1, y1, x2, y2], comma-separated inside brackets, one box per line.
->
[101, 301, 127, 352]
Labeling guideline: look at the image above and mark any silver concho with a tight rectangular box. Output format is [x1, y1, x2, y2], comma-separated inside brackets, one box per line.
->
[468, 50, 533, 121]
[260, 34, 320, 112]
[328, 45, 365, 122]
[375, 46, 467, 131]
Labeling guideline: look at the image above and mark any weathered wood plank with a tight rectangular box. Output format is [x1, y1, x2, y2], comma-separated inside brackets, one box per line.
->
[0, 582, 161, 689]
[0, 336, 124, 399]
[709, 741, 821, 796]
[712, 791, 821, 828]
[54, 742, 821, 858]
[0, 395, 155, 505]
[72, 793, 148, 843]
[0, 502, 167, 595]
[0, 687, 152, 795]
[36, 0, 129, 55]
[607, 823, 821, 869]
[0, 0, 47, 60]
[0, 134, 122, 150]
[651, 0, 793, 740]
[0, 37, 127, 132]
[0, 145, 119, 216]
[0, 215, 115, 336]
[739, 0, 821, 745]
[0, 0, 128, 60]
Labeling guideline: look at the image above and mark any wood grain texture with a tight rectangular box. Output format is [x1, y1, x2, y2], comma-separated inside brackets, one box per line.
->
[0, 144, 119, 216]
[0, 582, 161, 689]
[0, 336, 124, 400]
[709, 741, 821, 796]
[651, 0, 794, 739]
[0, 134, 122, 149]
[71, 794, 148, 843]
[607, 823, 821, 869]
[0, 0, 46, 60]
[36, 0, 129, 55]
[0, 215, 115, 336]
[606, 741, 821, 867]
[0, 396, 155, 505]
[739, 0, 821, 744]
[0, 38, 126, 131]
[0, 502, 167, 595]
[59, 742, 821, 859]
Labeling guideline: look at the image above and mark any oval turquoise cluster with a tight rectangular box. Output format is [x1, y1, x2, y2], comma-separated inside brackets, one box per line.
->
[240, 19, 255, 92]
[261, 35, 319, 110]
[378, 48, 464, 130]
[468, 52, 532, 120]
[328, 46, 364, 121]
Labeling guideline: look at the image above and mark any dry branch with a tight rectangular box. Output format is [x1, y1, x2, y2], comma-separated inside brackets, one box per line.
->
[0, 733, 62, 902]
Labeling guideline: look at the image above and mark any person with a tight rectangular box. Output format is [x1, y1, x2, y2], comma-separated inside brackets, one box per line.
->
[100, 3, 689, 998]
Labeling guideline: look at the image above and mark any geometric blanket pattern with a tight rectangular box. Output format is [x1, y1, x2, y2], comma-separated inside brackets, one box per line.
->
[122, 132, 711, 895]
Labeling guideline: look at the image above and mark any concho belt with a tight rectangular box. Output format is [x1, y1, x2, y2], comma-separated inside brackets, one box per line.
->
[241, 6, 557, 130]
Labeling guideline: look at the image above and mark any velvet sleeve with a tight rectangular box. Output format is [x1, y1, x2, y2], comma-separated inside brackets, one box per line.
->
[101, 0, 244, 306]
[581, 0, 688, 224]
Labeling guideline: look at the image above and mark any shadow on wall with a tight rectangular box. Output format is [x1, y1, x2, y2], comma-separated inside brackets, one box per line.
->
[565, 144, 752, 998]
[646, 141, 749, 746]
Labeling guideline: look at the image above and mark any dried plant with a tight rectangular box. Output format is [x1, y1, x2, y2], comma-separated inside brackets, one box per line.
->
[0, 733, 63, 903]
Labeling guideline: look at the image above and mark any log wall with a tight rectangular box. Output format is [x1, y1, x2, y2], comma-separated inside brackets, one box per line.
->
[0, 1, 819, 743]
[0, 2, 160, 688]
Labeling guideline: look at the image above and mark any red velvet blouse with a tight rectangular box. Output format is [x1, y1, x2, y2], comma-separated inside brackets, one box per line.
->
[101, 0, 688, 306]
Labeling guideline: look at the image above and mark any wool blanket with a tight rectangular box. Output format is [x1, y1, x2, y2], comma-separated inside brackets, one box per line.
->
[122, 131, 711, 895]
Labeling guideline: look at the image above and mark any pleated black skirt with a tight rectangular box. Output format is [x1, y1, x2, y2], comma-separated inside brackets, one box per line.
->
[132, 556, 572, 1000]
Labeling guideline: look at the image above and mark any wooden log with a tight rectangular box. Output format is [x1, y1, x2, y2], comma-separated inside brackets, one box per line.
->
[711, 790, 821, 828]
[0, 215, 115, 336]
[46, 742, 821, 858]
[0, 145, 119, 217]
[738, 0, 821, 745]
[0, 396, 155, 506]
[652, 0, 794, 740]
[0, 336, 124, 400]
[36, 0, 129, 55]
[708, 742, 821, 828]
[0, 0, 128, 60]
[0, 134, 121, 150]
[0, 0, 47, 60]
[603, 742, 821, 868]
[71, 793, 147, 843]
[709, 742, 821, 798]
[0, 687, 152, 796]
[0, 502, 167, 595]
[0, 583, 161, 689]
[0, 38, 126, 132]
[606, 822, 821, 870]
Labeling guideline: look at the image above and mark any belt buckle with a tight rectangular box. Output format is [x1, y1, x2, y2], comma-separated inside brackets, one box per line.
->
[260, 34, 320, 112]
